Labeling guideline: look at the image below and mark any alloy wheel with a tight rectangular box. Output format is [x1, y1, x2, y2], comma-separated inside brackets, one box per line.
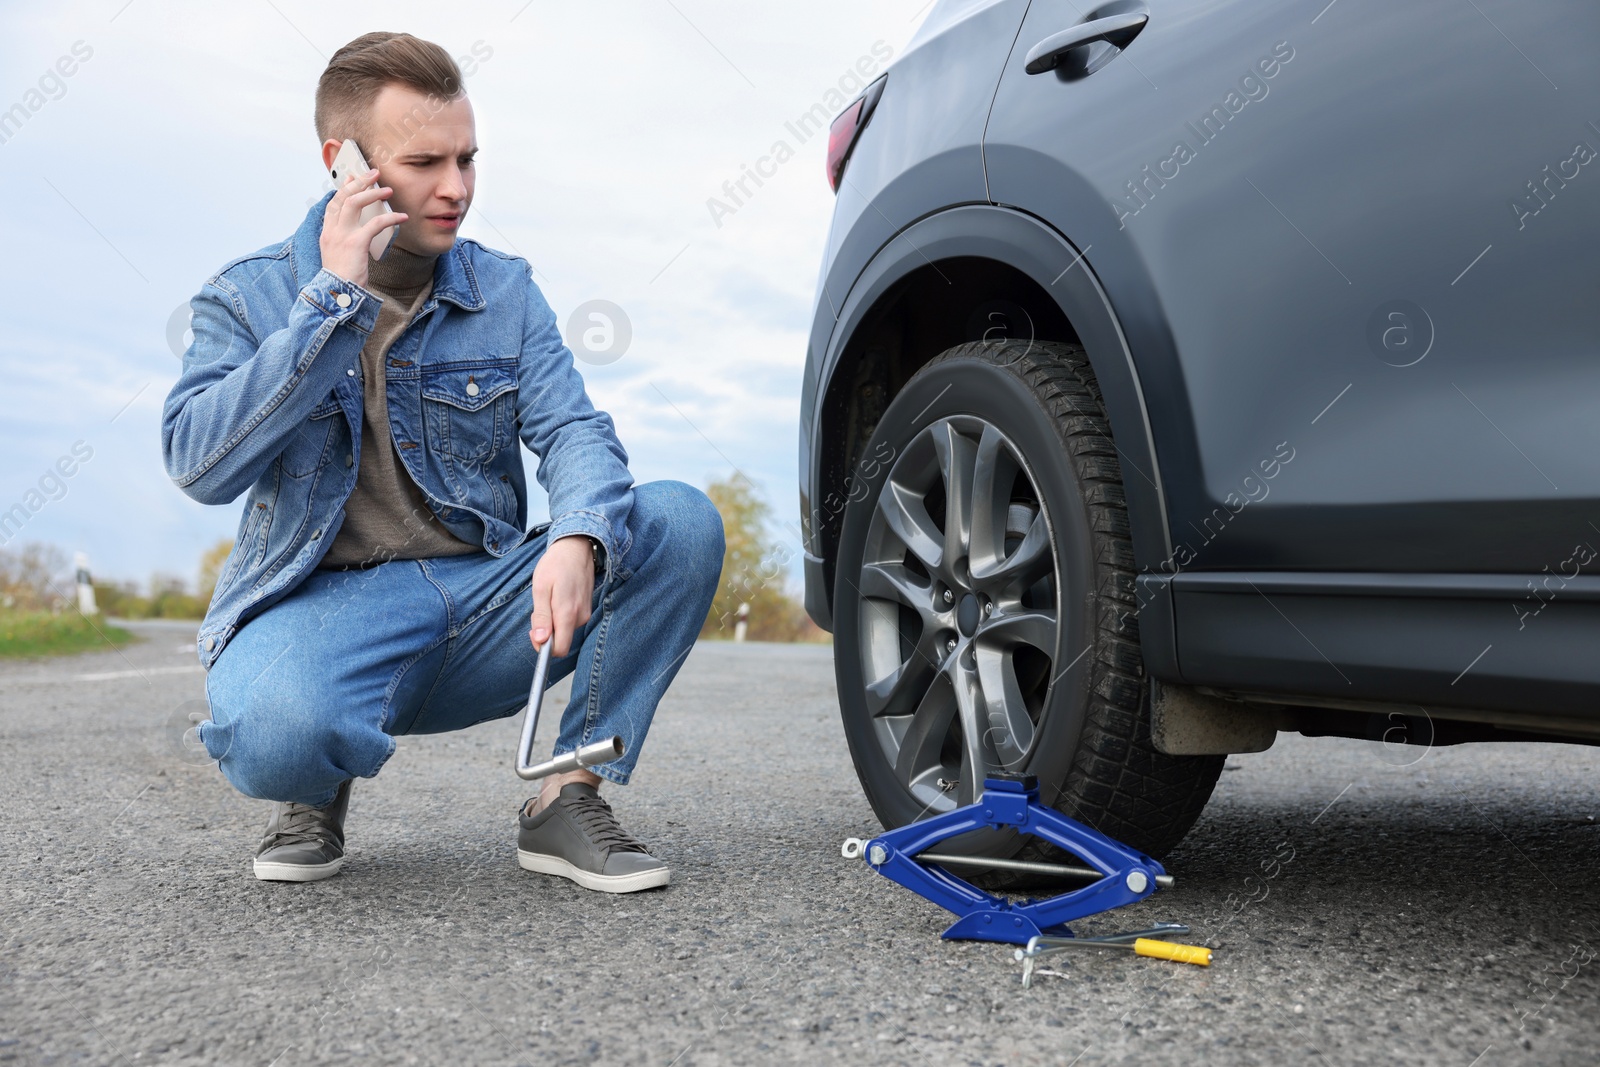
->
[853, 415, 1062, 815]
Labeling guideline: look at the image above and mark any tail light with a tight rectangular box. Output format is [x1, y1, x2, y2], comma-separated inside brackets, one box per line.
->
[827, 75, 887, 193]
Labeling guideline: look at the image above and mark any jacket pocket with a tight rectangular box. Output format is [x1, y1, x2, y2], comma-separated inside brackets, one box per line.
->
[420, 363, 517, 463]
[216, 500, 270, 595]
[278, 395, 343, 478]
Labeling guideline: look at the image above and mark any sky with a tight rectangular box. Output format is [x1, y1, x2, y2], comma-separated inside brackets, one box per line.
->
[0, 1, 933, 594]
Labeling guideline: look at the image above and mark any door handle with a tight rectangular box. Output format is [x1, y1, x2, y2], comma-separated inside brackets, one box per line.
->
[1024, 12, 1149, 75]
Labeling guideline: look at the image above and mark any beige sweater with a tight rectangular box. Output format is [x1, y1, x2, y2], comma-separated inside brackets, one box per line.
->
[317, 245, 482, 569]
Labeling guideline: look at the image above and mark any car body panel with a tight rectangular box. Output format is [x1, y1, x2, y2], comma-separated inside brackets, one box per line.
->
[984, 0, 1600, 574]
[802, 0, 1600, 725]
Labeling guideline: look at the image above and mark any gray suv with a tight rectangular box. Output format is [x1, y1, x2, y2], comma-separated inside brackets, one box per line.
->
[800, 0, 1599, 866]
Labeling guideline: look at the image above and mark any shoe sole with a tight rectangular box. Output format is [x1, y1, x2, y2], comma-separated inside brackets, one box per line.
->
[517, 849, 669, 893]
[253, 856, 344, 882]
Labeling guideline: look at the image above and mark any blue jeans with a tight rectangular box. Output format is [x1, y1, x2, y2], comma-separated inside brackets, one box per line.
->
[199, 480, 724, 807]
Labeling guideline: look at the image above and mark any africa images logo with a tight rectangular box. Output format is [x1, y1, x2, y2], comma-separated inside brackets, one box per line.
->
[1114, 41, 1295, 228]
[706, 41, 895, 228]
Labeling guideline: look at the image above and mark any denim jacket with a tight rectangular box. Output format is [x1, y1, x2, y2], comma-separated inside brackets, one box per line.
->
[163, 190, 634, 670]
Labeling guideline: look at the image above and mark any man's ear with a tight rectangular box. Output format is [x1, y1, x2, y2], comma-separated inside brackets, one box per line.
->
[320, 138, 343, 174]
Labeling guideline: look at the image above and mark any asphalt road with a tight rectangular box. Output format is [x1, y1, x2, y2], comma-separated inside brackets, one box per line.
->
[3, 619, 1599, 1066]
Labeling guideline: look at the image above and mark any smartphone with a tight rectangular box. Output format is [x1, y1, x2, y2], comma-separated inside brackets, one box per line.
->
[329, 138, 396, 261]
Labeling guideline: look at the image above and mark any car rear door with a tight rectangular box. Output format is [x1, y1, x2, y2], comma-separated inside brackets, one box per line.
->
[982, 0, 1600, 578]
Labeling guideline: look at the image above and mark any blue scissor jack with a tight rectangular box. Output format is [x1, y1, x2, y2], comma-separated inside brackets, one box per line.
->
[841, 773, 1174, 946]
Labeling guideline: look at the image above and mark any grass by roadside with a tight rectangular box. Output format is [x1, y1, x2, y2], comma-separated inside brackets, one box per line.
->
[0, 609, 135, 659]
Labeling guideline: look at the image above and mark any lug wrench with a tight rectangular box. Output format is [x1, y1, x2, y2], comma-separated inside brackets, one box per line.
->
[1016, 923, 1210, 987]
[515, 639, 626, 781]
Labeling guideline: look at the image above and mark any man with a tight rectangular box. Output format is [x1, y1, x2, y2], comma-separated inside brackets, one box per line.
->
[162, 32, 724, 893]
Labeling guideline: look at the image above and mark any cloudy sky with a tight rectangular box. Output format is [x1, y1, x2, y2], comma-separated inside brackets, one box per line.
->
[0, 1, 931, 593]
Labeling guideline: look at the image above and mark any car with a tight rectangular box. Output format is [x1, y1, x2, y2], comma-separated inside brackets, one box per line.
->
[799, 0, 1600, 871]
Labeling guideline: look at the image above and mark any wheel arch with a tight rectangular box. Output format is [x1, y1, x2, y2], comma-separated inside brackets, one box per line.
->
[806, 206, 1175, 656]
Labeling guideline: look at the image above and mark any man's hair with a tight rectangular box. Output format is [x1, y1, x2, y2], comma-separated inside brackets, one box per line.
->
[315, 32, 463, 157]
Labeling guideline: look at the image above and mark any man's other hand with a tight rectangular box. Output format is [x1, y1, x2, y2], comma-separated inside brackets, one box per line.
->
[529, 535, 596, 657]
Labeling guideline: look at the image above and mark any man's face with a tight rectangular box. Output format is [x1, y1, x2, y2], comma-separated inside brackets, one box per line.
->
[346, 83, 477, 258]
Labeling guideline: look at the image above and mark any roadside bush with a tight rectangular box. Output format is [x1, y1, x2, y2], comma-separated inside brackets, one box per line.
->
[0, 543, 68, 611]
[91, 580, 149, 619]
[86, 538, 233, 621]
[0, 608, 131, 658]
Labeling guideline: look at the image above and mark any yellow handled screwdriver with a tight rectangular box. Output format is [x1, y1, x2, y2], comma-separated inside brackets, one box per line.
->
[1113, 938, 1212, 965]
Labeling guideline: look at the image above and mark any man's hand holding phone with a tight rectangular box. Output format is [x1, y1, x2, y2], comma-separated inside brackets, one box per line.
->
[319, 167, 407, 289]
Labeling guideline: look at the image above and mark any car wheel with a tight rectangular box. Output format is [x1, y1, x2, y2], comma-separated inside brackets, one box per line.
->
[832, 339, 1222, 878]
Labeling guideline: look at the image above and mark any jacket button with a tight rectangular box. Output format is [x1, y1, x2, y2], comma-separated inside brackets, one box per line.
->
[347, 368, 355, 376]
[465, 381, 480, 397]
[335, 292, 351, 308]
[311, 528, 322, 538]
[346, 454, 354, 467]
[203, 636, 215, 651]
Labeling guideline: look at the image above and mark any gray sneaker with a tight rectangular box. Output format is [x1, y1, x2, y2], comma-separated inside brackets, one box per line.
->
[516, 783, 669, 893]
[252, 779, 352, 882]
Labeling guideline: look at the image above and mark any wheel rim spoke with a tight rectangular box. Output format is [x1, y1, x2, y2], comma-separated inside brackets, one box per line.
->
[931, 420, 977, 567]
[858, 560, 934, 620]
[893, 675, 958, 788]
[877, 478, 944, 572]
[948, 656, 988, 809]
[974, 608, 1058, 656]
[971, 506, 1052, 592]
[975, 645, 1037, 769]
[863, 637, 940, 719]
[967, 425, 1016, 576]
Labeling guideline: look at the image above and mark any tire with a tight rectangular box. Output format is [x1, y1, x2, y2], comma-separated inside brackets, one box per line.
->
[832, 339, 1222, 881]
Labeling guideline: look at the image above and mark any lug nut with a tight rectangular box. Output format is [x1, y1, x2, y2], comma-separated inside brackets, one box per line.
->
[983, 601, 993, 617]
[942, 589, 954, 605]
[946, 638, 957, 653]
